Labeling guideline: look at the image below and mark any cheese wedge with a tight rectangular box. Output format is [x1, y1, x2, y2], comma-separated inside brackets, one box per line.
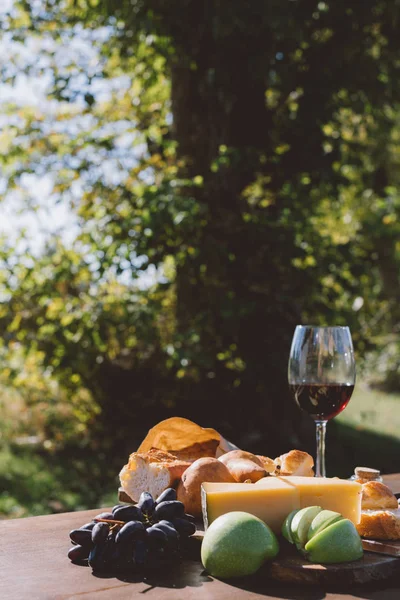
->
[202, 478, 299, 533]
[278, 476, 362, 524]
[202, 476, 362, 533]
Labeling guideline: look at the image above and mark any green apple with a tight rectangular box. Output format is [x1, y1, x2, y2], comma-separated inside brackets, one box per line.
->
[281, 509, 300, 544]
[307, 509, 343, 541]
[290, 506, 322, 548]
[304, 518, 363, 564]
[201, 511, 279, 579]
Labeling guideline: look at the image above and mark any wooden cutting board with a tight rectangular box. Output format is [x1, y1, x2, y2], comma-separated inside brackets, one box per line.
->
[266, 540, 400, 585]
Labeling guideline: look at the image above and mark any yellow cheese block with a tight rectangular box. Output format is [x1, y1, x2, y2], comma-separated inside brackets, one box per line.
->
[279, 476, 362, 524]
[202, 476, 362, 533]
[201, 478, 299, 533]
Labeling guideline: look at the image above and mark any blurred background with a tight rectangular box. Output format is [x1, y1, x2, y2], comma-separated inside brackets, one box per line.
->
[1, 0, 400, 518]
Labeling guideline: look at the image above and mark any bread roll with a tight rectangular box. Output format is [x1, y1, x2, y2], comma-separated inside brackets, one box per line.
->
[357, 481, 400, 540]
[224, 458, 267, 483]
[218, 450, 264, 468]
[356, 508, 400, 540]
[274, 449, 314, 477]
[361, 481, 398, 510]
[218, 450, 267, 483]
[137, 417, 221, 461]
[119, 449, 191, 502]
[256, 455, 276, 474]
[176, 457, 235, 517]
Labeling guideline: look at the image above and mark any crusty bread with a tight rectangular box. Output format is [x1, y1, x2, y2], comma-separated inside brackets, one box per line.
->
[274, 449, 314, 477]
[218, 449, 265, 468]
[357, 508, 400, 540]
[119, 449, 191, 502]
[176, 457, 236, 517]
[357, 481, 400, 540]
[136, 417, 221, 461]
[256, 455, 276, 474]
[223, 458, 266, 483]
[361, 481, 399, 510]
[218, 450, 267, 483]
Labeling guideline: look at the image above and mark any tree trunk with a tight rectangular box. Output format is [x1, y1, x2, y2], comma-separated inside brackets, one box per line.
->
[167, 29, 313, 454]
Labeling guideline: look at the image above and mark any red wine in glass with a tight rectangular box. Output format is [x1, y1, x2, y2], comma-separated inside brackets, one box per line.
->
[288, 326, 356, 477]
[289, 383, 354, 421]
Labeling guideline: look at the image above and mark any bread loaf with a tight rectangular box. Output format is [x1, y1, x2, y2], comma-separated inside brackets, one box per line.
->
[119, 449, 191, 502]
[357, 481, 400, 540]
[274, 449, 314, 477]
[136, 417, 221, 461]
[360, 481, 398, 510]
[356, 508, 400, 540]
[256, 455, 276, 474]
[218, 450, 267, 483]
[176, 457, 235, 517]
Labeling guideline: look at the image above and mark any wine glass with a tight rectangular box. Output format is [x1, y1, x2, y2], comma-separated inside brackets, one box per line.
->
[288, 326, 356, 477]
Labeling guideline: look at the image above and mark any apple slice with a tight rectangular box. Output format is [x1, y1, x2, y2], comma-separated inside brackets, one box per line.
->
[304, 518, 363, 564]
[290, 506, 322, 549]
[281, 509, 300, 544]
[307, 509, 343, 541]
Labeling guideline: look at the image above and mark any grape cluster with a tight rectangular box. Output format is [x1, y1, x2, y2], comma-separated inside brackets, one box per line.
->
[67, 488, 196, 573]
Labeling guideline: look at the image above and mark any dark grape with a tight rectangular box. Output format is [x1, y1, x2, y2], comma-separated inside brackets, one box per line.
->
[69, 528, 93, 546]
[91, 522, 110, 544]
[154, 500, 185, 521]
[115, 520, 146, 544]
[110, 542, 133, 572]
[69, 488, 193, 573]
[88, 540, 115, 572]
[80, 522, 96, 531]
[68, 544, 90, 562]
[152, 521, 180, 547]
[146, 525, 168, 547]
[155, 487, 177, 504]
[172, 517, 196, 537]
[133, 539, 148, 567]
[137, 491, 155, 514]
[94, 511, 114, 520]
[113, 505, 144, 522]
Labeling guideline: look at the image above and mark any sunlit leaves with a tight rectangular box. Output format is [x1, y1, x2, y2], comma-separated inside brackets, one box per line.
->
[1, 0, 400, 449]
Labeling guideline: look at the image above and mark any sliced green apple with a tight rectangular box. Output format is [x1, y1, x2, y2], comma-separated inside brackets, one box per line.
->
[304, 518, 363, 564]
[281, 509, 300, 544]
[307, 509, 344, 541]
[290, 506, 322, 548]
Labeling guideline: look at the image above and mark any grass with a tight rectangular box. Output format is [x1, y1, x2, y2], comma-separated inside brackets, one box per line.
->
[336, 382, 400, 440]
[326, 383, 400, 478]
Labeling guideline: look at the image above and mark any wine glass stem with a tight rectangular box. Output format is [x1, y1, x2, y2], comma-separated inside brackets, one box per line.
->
[315, 420, 327, 477]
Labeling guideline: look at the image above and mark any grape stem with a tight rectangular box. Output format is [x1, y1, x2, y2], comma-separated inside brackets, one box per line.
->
[94, 518, 125, 526]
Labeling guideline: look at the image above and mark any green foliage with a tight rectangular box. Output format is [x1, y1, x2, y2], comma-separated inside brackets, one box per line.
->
[1, 0, 400, 466]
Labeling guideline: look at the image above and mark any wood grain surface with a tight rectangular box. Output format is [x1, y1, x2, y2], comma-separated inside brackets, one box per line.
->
[1, 474, 400, 599]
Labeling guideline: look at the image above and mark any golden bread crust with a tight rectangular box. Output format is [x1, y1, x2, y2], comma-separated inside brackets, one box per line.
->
[256, 455, 276, 473]
[218, 450, 264, 468]
[274, 449, 314, 477]
[218, 450, 267, 483]
[357, 509, 400, 540]
[137, 417, 220, 459]
[127, 448, 191, 469]
[119, 449, 191, 502]
[357, 481, 400, 540]
[176, 457, 235, 517]
[223, 458, 266, 483]
[361, 481, 399, 510]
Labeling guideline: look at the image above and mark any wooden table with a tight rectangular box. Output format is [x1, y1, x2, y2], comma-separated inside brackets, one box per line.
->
[2, 474, 400, 600]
